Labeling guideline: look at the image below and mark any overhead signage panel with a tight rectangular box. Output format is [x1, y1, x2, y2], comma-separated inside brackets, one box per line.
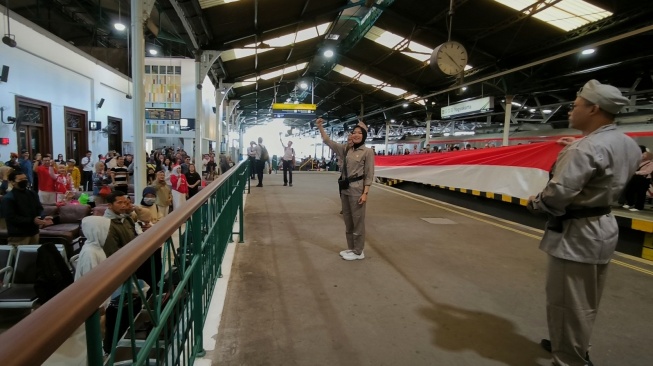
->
[441, 97, 494, 119]
[272, 103, 317, 119]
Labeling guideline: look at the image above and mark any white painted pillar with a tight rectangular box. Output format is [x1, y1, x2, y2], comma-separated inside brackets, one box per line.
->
[424, 112, 432, 149]
[131, 0, 146, 203]
[502, 95, 513, 146]
[194, 55, 203, 168]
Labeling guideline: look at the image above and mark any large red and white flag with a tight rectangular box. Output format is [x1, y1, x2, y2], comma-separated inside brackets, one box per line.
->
[374, 143, 564, 199]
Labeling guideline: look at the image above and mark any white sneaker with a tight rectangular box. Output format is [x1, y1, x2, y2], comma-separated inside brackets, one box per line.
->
[629, 208, 640, 212]
[339, 249, 353, 257]
[622, 204, 631, 209]
[342, 251, 365, 261]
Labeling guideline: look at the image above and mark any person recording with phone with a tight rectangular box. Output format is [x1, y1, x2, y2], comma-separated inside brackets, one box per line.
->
[317, 117, 375, 261]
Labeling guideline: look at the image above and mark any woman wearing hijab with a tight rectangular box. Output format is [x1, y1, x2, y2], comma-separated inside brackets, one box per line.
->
[170, 165, 188, 211]
[185, 164, 202, 198]
[75, 216, 111, 280]
[135, 186, 161, 228]
[317, 117, 375, 261]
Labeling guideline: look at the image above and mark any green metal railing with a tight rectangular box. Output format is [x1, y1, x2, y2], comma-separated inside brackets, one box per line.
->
[0, 161, 249, 366]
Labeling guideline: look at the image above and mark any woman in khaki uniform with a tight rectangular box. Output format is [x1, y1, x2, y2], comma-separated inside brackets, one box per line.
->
[317, 118, 375, 261]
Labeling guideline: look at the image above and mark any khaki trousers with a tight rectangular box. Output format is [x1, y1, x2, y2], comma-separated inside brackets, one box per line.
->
[8, 234, 40, 245]
[340, 193, 366, 254]
[546, 255, 608, 366]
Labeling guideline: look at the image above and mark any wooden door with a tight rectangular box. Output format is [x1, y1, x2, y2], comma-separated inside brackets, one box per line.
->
[64, 107, 88, 163]
[15, 96, 52, 156]
[107, 117, 123, 154]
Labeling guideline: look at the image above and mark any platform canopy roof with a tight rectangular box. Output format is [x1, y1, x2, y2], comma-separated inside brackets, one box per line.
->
[7, 0, 653, 131]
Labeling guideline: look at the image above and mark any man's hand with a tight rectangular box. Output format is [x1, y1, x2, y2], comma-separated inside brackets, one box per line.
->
[556, 137, 577, 146]
[316, 118, 324, 128]
[358, 193, 367, 205]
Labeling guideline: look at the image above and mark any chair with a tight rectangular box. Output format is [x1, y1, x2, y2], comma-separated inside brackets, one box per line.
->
[0, 246, 40, 309]
[0, 245, 16, 285]
[0, 244, 68, 309]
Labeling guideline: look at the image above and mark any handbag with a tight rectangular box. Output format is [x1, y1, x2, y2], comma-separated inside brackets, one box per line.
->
[99, 185, 112, 197]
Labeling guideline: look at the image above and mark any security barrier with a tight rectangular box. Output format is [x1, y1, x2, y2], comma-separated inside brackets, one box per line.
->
[0, 161, 249, 366]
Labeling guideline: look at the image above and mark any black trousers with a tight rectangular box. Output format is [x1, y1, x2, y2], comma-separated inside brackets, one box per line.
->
[256, 160, 264, 184]
[249, 157, 257, 179]
[82, 171, 93, 191]
[283, 160, 293, 184]
[625, 174, 650, 210]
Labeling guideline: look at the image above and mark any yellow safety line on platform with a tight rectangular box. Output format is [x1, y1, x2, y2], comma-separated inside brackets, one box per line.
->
[610, 259, 653, 276]
[374, 184, 653, 276]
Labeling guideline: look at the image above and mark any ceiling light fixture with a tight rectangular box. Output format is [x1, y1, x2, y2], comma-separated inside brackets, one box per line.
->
[323, 49, 334, 58]
[114, 0, 125, 31]
[402, 103, 408, 108]
[543, 109, 552, 114]
[149, 48, 158, 56]
[582, 48, 595, 55]
[299, 82, 308, 89]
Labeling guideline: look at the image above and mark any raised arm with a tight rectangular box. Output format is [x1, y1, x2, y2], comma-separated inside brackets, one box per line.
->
[316, 118, 330, 142]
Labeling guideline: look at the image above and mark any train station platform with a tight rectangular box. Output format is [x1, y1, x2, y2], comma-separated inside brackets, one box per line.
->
[205, 172, 653, 366]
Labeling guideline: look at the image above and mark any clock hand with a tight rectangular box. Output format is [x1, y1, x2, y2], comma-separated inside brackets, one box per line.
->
[445, 52, 462, 69]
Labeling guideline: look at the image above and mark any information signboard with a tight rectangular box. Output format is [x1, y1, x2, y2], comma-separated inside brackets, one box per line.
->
[441, 97, 494, 119]
[272, 103, 316, 119]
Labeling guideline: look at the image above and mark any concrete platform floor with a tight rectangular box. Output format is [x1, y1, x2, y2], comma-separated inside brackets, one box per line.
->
[213, 172, 653, 366]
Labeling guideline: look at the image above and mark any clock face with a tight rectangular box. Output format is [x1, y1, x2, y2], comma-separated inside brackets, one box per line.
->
[431, 41, 468, 76]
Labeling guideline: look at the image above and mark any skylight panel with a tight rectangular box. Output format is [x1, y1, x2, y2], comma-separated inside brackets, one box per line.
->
[333, 65, 359, 78]
[221, 22, 331, 61]
[233, 63, 308, 88]
[404, 94, 426, 106]
[381, 86, 407, 96]
[366, 26, 451, 65]
[493, 0, 612, 32]
[358, 74, 383, 86]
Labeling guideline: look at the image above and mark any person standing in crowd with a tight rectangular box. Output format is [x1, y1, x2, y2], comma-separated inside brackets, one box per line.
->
[247, 141, 257, 180]
[1, 170, 53, 245]
[102, 191, 141, 257]
[185, 164, 202, 199]
[54, 153, 65, 165]
[33, 154, 57, 204]
[154, 170, 172, 217]
[527, 80, 640, 366]
[81, 150, 93, 191]
[110, 156, 129, 194]
[135, 186, 161, 229]
[92, 162, 110, 205]
[254, 137, 270, 187]
[75, 216, 111, 280]
[54, 163, 74, 203]
[206, 155, 218, 180]
[280, 138, 295, 187]
[66, 159, 81, 191]
[317, 118, 375, 261]
[17, 150, 33, 188]
[31, 153, 41, 192]
[170, 165, 188, 210]
[5, 152, 20, 170]
[622, 147, 653, 212]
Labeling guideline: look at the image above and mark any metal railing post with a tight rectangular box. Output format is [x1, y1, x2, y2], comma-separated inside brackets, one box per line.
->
[191, 211, 206, 357]
[85, 310, 103, 366]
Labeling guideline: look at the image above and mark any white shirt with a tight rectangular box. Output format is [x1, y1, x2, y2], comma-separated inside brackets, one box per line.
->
[283, 146, 295, 161]
[81, 156, 94, 172]
[247, 146, 257, 158]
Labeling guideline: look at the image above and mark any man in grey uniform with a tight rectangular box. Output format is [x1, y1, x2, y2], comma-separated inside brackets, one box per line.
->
[527, 79, 641, 366]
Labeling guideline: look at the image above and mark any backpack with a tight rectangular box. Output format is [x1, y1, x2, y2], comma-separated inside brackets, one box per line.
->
[260, 145, 270, 161]
[34, 243, 74, 304]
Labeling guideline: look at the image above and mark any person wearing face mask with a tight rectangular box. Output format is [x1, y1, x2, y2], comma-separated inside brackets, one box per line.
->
[0, 170, 53, 245]
[136, 186, 161, 228]
[317, 118, 375, 261]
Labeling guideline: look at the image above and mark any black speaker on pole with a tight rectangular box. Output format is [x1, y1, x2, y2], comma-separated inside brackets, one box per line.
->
[0, 66, 8, 83]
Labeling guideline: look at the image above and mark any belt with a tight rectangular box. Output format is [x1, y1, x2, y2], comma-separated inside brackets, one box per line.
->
[347, 176, 364, 183]
[560, 206, 611, 221]
[546, 206, 611, 233]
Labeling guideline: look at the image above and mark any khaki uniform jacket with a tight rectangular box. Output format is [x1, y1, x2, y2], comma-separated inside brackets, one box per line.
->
[530, 124, 641, 264]
[324, 139, 375, 196]
[103, 210, 138, 257]
[154, 182, 172, 207]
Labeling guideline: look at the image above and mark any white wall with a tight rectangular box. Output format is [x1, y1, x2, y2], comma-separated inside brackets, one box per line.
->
[0, 5, 133, 160]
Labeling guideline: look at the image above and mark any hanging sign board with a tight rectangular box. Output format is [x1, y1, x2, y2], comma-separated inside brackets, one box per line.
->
[441, 97, 494, 119]
[272, 103, 316, 119]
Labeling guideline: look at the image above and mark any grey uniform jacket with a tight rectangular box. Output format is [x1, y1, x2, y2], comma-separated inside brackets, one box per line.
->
[324, 139, 375, 196]
[530, 124, 641, 264]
